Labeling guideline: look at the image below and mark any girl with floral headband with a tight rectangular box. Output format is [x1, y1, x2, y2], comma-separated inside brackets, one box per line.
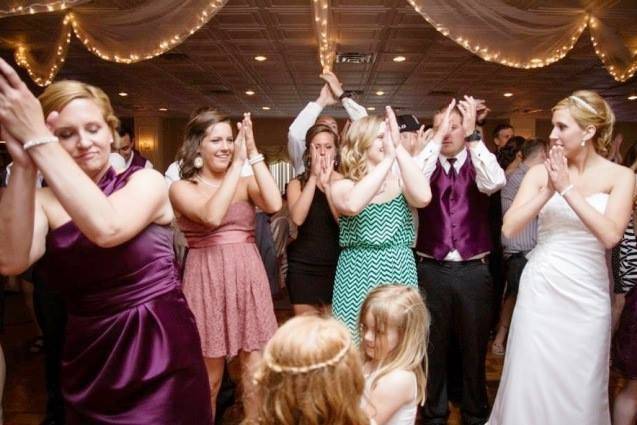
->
[250, 315, 370, 425]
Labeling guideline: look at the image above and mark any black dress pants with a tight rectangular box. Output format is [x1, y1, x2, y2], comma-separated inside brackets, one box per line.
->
[32, 269, 67, 425]
[417, 258, 493, 425]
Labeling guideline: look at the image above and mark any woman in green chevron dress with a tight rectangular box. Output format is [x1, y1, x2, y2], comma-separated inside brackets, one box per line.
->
[328, 106, 432, 338]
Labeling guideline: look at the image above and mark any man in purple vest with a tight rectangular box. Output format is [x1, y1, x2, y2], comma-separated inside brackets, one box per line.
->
[114, 126, 153, 170]
[415, 96, 505, 425]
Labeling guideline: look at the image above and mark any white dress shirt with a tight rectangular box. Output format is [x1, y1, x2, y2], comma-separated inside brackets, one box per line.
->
[288, 98, 368, 175]
[415, 140, 506, 261]
[415, 139, 505, 195]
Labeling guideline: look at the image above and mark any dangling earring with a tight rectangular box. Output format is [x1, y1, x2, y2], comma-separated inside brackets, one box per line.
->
[580, 139, 586, 147]
[194, 155, 204, 169]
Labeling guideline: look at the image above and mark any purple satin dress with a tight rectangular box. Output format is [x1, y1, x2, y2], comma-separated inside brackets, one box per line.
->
[40, 166, 212, 424]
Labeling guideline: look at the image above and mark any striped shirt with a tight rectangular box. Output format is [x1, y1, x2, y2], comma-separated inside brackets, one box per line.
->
[613, 216, 637, 294]
[500, 163, 537, 254]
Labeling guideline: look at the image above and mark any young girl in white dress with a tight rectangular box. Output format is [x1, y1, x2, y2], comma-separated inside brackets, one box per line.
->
[359, 285, 430, 425]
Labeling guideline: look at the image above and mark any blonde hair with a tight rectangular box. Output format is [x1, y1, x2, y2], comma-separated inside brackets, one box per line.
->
[38, 80, 120, 141]
[552, 90, 615, 155]
[251, 316, 369, 425]
[359, 285, 430, 405]
[339, 115, 383, 182]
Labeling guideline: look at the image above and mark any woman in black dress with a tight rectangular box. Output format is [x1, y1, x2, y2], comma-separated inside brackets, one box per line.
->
[286, 124, 341, 315]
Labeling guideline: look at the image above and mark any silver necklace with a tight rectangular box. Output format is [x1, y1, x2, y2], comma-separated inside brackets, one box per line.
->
[196, 175, 220, 188]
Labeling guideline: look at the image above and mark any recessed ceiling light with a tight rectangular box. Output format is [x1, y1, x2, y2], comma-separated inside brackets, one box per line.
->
[393, 56, 406, 62]
[254, 56, 267, 62]
[628, 94, 637, 101]
[503, 92, 514, 97]
[158, 107, 168, 111]
[118, 92, 128, 97]
[245, 90, 255, 95]
[367, 107, 376, 111]
[262, 106, 271, 110]
[376, 91, 384, 96]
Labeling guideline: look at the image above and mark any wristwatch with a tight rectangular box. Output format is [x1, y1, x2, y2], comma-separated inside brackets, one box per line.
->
[339, 91, 353, 101]
[464, 130, 481, 142]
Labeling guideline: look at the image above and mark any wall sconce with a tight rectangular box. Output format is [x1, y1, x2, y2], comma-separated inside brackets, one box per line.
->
[138, 136, 154, 152]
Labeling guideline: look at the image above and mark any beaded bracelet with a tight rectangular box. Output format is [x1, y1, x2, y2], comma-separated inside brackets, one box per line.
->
[248, 153, 264, 166]
[23, 136, 59, 151]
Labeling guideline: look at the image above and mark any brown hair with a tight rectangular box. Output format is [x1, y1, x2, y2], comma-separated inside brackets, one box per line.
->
[552, 90, 615, 155]
[251, 316, 369, 425]
[359, 285, 430, 406]
[177, 109, 230, 180]
[39, 80, 120, 141]
[298, 124, 340, 188]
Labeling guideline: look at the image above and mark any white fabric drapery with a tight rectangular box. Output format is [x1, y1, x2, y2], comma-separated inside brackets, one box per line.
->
[407, 0, 637, 82]
[0, 0, 88, 18]
[311, 0, 336, 72]
[1, 0, 227, 86]
[1, 0, 636, 86]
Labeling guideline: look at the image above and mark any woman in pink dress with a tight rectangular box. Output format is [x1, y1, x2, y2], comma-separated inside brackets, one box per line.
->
[169, 109, 281, 420]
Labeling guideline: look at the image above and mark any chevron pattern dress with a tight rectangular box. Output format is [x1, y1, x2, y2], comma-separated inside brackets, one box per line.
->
[333, 194, 418, 339]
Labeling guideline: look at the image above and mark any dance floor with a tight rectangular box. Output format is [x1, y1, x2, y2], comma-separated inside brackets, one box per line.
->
[1, 291, 625, 425]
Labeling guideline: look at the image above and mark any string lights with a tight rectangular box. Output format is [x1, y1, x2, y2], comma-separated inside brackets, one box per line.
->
[407, 0, 591, 70]
[588, 16, 637, 83]
[14, 14, 72, 86]
[69, 0, 226, 64]
[7, 0, 637, 87]
[312, 0, 336, 72]
[12, 0, 226, 86]
[0, 1, 82, 18]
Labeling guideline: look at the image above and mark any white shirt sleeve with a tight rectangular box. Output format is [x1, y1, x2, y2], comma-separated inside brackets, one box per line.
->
[288, 102, 323, 175]
[467, 140, 506, 195]
[164, 161, 181, 185]
[144, 160, 154, 169]
[342, 97, 367, 121]
[109, 153, 127, 173]
[414, 141, 442, 180]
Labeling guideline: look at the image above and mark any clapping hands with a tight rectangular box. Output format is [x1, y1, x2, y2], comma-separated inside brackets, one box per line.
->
[545, 146, 570, 193]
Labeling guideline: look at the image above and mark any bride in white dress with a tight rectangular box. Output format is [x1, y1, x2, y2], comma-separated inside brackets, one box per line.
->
[488, 90, 634, 425]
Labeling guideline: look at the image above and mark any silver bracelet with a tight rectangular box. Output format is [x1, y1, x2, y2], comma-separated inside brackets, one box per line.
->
[560, 184, 574, 197]
[248, 154, 264, 166]
[23, 136, 59, 151]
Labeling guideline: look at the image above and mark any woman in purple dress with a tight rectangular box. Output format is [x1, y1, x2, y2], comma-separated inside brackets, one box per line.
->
[0, 59, 211, 424]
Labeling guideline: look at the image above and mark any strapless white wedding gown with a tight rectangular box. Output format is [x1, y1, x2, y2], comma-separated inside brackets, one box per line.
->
[488, 193, 611, 425]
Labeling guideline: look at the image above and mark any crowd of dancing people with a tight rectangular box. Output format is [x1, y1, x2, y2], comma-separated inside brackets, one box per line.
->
[0, 54, 636, 425]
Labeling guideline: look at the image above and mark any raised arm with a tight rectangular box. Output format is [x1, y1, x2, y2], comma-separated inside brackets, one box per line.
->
[287, 85, 334, 174]
[501, 164, 553, 239]
[244, 114, 282, 214]
[0, 133, 47, 275]
[330, 128, 395, 217]
[318, 154, 340, 222]
[0, 58, 172, 249]
[547, 146, 633, 249]
[287, 149, 320, 226]
[320, 71, 368, 121]
[386, 106, 431, 208]
[458, 96, 505, 194]
[170, 125, 246, 227]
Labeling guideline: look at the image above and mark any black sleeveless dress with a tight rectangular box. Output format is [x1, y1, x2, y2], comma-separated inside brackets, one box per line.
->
[286, 188, 340, 305]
